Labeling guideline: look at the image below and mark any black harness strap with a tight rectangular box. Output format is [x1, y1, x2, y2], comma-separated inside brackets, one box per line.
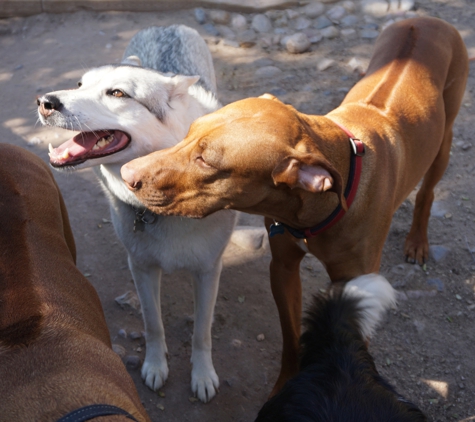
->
[56, 404, 139, 422]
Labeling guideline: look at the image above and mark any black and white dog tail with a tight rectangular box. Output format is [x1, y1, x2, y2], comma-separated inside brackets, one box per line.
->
[256, 274, 428, 422]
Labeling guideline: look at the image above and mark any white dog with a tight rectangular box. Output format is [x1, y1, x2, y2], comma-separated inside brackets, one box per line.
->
[37, 25, 236, 403]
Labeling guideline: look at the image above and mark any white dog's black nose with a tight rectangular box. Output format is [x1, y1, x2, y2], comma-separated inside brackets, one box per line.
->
[37, 95, 62, 118]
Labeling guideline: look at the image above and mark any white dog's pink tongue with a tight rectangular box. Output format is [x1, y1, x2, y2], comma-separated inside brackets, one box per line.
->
[49, 131, 109, 164]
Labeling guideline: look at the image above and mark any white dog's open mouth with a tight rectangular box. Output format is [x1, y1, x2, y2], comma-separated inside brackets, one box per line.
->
[49, 130, 131, 167]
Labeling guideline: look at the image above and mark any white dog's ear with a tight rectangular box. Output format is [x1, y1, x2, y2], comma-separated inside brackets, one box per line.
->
[169, 75, 200, 98]
[122, 55, 142, 67]
[272, 153, 347, 211]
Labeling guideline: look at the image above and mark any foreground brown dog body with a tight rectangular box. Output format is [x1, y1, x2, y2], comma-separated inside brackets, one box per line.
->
[0, 144, 150, 422]
[121, 17, 468, 394]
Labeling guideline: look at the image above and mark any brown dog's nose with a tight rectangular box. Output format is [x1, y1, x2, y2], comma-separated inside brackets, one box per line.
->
[37, 95, 62, 118]
[121, 164, 142, 191]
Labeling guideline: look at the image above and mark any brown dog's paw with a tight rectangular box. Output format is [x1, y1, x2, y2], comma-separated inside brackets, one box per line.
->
[404, 234, 429, 265]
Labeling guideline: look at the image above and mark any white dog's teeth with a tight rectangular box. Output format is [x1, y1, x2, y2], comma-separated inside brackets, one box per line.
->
[48, 143, 54, 154]
[92, 144, 100, 151]
[61, 148, 70, 160]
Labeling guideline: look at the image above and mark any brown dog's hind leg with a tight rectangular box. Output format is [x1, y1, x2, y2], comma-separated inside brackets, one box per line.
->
[265, 218, 306, 397]
[404, 128, 453, 264]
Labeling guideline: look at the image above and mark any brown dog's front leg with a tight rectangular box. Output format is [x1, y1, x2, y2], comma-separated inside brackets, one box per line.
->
[266, 218, 306, 397]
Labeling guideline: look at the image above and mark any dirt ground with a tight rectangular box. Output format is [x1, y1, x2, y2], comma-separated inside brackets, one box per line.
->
[1, 1, 475, 421]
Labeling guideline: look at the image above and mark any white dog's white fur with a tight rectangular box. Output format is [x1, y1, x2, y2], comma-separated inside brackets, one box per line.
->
[343, 273, 397, 339]
[37, 25, 236, 402]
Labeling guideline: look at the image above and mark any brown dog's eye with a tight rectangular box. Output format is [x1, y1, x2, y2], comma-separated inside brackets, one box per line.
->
[196, 156, 212, 169]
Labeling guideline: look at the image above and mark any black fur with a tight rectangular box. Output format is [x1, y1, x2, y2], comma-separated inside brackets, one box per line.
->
[255, 287, 428, 422]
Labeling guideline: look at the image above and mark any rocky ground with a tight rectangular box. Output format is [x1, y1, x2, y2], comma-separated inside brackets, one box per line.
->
[1, 0, 475, 421]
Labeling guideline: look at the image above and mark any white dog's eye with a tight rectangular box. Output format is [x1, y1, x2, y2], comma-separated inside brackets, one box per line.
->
[77, 81, 82, 87]
[108, 89, 127, 98]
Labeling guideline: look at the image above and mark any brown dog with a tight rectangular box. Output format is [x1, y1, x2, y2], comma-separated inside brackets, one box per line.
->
[0, 144, 150, 422]
[121, 17, 468, 395]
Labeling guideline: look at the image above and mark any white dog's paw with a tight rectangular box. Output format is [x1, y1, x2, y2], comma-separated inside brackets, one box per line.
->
[141, 358, 169, 391]
[191, 361, 219, 403]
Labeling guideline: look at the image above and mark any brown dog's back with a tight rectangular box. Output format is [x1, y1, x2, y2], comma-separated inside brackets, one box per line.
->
[0, 144, 150, 422]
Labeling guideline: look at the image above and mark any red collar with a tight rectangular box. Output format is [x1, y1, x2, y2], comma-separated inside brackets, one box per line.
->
[269, 122, 365, 239]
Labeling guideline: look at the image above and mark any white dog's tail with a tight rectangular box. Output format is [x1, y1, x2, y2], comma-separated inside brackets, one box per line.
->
[342, 273, 396, 339]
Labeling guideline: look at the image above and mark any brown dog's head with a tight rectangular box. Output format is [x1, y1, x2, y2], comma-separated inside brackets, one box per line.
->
[121, 95, 345, 219]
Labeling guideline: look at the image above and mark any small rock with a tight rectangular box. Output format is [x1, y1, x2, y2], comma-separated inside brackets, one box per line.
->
[216, 25, 235, 40]
[431, 201, 448, 218]
[254, 66, 283, 79]
[327, 5, 346, 21]
[209, 10, 230, 25]
[27, 137, 42, 146]
[252, 14, 273, 33]
[341, 28, 357, 38]
[194, 8, 206, 24]
[314, 15, 333, 29]
[301, 2, 325, 18]
[129, 331, 143, 340]
[265, 10, 285, 20]
[257, 333, 265, 341]
[125, 355, 141, 369]
[115, 291, 141, 312]
[286, 9, 300, 20]
[406, 290, 437, 299]
[231, 14, 247, 30]
[388, 0, 414, 13]
[232, 226, 268, 249]
[321, 26, 339, 38]
[340, 14, 359, 27]
[105, 43, 112, 49]
[413, 320, 425, 333]
[360, 29, 379, 39]
[14, 64, 23, 71]
[309, 33, 323, 43]
[203, 23, 220, 36]
[112, 344, 126, 357]
[317, 58, 335, 71]
[429, 245, 450, 262]
[427, 278, 444, 292]
[462, 143, 472, 151]
[286, 33, 311, 54]
[342, 1, 356, 12]
[232, 339, 242, 348]
[293, 16, 312, 30]
[274, 16, 289, 28]
[237, 29, 257, 44]
[118, 328, 127, 338]
[361, 22, 379, 30]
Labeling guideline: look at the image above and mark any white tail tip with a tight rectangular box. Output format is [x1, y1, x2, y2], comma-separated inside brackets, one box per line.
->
[343, 273, 396, 339]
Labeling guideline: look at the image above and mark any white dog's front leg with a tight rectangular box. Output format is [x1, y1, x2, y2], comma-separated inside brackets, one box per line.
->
[128, 257, 169, 391]
[190, 261, 222, 403]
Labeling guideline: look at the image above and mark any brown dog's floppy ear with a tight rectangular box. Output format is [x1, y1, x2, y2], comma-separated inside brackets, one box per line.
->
[272, 153, 348, 211]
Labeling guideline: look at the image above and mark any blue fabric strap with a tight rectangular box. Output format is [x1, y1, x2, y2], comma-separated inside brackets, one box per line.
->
[56, 404, 139, 422]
